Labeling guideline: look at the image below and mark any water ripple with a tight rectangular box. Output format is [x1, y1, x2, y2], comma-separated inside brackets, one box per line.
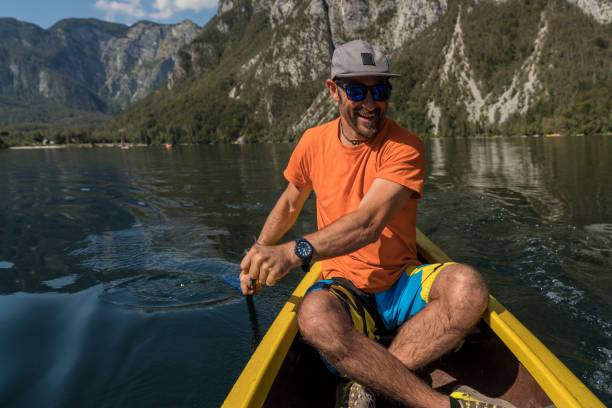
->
[69, 222, 243, 312]
[100, 271, 241, 312]
[589, 347, 612, 395]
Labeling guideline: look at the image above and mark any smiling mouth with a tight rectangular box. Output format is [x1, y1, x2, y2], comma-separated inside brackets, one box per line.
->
[357, 111, 377, 120]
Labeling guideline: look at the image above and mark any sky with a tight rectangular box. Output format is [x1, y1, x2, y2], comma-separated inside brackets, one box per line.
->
[1, 0, 218, 28]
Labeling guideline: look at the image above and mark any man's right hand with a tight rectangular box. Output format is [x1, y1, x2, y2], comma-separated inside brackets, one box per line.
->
[237, 182, 312, 296]
[240, 243, 298, 295]
[239, 268, 261, 295]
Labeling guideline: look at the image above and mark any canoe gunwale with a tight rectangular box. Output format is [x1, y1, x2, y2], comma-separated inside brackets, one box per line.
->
[221, 263, 323, 408]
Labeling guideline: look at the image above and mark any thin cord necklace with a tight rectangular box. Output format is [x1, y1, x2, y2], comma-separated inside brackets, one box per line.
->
[340, 120, 364, 146]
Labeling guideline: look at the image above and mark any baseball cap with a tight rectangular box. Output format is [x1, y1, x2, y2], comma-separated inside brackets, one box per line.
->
[331, 40, 400, 79]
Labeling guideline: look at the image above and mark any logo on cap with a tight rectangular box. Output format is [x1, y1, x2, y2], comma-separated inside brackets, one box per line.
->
[361, 53, 375, 66]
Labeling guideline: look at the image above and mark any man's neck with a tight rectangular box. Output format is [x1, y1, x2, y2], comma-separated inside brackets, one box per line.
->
[339, 120, 367, 146]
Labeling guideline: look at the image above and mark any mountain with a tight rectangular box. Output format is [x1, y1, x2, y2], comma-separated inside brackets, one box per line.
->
[107, 0, 610, 143]
[0, 18, 201, 126]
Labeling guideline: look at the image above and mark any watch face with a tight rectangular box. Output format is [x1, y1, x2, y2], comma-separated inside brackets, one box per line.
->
[295, 239, 312, 259]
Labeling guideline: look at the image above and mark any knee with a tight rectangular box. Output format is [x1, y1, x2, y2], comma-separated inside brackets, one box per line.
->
[297, 291, 351, 353]
[296, 292, 324, 342]
[457, 264, 489, 306]
[436, 264, 489, 323]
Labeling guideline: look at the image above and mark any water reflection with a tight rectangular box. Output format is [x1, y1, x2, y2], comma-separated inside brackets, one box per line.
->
[0, 137, 610, 406]
[421, 135, 612, 401]
[428, 137, 567, 221]
[0, 145, 299, 295]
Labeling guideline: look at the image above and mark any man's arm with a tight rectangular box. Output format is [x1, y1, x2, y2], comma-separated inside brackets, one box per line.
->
[305, 177, 413, 261]
[242, 177, 413, 290]
[256, 182, 312, 245]
[239, 182, 312, 294]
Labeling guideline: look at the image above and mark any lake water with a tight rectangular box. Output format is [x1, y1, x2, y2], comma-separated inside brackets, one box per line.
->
[0, 136, 610, 407]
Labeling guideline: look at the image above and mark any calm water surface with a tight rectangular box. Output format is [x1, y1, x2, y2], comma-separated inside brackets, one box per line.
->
[0, 136, 610, 406]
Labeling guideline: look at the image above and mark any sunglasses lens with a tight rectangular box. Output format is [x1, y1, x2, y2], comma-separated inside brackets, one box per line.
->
[346, 85, 366, 101]
[372, 85, 391, 101]
[336, 81, 391, 102]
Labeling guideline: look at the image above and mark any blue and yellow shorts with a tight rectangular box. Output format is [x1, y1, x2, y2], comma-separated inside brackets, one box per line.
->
[306, 262, 456, 344]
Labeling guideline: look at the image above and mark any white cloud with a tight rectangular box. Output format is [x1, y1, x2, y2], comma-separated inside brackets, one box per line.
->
[94, 0, 217, 22]
[151, 0, 217, 18]
[175, 0, 217, 12]
[150, 0, 174, 19]
[95, 0, 147, 21]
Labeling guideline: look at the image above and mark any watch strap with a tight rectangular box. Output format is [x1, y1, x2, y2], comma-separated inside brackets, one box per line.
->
[294, 238, 313, 272]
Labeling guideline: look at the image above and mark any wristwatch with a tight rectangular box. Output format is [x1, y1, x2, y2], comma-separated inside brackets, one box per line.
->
[294, 238, 313, 272]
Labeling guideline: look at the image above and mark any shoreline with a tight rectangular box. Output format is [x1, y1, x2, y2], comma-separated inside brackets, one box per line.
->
[4, 133, 612, 150]
[8, 143, 149, 150]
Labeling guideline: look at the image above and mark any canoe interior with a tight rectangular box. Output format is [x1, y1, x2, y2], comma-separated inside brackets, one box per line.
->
[262, 241, 553, 407]
[262, 320, 553, 408]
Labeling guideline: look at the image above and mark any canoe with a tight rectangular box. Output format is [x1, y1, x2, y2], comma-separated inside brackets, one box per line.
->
[222, 228, 604, 408]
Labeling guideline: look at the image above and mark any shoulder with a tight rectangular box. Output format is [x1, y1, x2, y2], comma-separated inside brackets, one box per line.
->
[290, 118, 338, 162]
[292, 118, 339, 158]
[373, 119, 426, 197]
[380, 118, 424, 156]
[300, 117, 339, 143]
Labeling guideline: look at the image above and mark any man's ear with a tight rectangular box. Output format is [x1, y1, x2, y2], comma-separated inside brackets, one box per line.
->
[326, 79, 340, 103]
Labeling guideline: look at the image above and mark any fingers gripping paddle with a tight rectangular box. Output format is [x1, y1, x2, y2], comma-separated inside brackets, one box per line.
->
[221, 272, 262, 346]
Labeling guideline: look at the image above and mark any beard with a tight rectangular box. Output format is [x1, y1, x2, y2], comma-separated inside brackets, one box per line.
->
[337, 92, 386, 141]
[348, 108, 382, 139]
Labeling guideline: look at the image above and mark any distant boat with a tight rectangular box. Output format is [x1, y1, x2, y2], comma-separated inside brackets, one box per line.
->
[545, 132, 561, 137]
[165, 143, 173, 149]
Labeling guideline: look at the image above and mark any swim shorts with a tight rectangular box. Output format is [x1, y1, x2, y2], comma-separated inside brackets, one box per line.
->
[306, 262, 457, 344]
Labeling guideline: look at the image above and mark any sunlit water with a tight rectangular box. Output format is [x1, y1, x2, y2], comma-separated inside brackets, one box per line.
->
[0, 136, 610, 406]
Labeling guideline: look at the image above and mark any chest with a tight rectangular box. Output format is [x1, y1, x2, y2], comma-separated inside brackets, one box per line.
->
[311, 148, 379, 211]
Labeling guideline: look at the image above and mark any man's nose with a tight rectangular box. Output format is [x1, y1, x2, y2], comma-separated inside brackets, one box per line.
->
[361, 91, 377, 109]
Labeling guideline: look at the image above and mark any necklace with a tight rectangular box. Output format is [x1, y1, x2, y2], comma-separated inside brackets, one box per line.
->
[340, 120, 364, 146]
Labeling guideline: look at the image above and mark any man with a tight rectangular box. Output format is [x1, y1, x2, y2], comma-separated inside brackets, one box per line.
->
[239, 40, 515, 408]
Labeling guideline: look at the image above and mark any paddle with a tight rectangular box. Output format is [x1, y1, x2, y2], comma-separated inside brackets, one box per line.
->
[221, 272, 262, 346]
[221, 273, 260, 294]
[222, 244, 260, 294]
[221, 273, 242, 291]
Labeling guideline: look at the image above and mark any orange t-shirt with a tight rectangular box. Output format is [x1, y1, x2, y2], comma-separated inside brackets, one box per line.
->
[283, 117, 425, 293]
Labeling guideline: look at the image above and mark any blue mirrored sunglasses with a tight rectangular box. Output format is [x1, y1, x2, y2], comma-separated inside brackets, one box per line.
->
[335, 80, 392, 102]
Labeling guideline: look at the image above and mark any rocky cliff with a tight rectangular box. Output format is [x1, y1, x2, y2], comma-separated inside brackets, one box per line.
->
[111, 0, 610, 142]
[0, 18, 200, 125]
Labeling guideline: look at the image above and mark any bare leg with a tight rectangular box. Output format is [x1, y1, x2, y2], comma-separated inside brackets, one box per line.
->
[298, 290, 448, 407]
[297, 264, 489, 408]
[389, 263, 489, 370]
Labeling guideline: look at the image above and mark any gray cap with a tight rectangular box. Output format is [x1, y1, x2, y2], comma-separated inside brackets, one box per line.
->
[331, 40, 400, 79]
